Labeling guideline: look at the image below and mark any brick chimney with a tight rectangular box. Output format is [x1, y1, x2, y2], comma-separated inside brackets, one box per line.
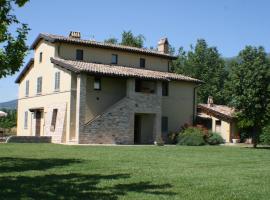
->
[158, 38, 169, 54]
[207, 96, 214, 107]
[69, 31, 81, 39]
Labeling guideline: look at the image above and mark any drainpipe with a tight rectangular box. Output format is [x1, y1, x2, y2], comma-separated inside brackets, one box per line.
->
[193, 84, 202, 125]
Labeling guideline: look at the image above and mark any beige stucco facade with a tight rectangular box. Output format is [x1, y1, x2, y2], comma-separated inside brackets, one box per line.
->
[16, 34, 198, 144]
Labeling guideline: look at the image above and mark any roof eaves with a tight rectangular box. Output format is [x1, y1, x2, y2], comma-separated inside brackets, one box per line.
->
[50, 57, 81, 73]
[15, 58, 34, 83]
[32, 33, 177, 59]
[30, 33, 56, 50]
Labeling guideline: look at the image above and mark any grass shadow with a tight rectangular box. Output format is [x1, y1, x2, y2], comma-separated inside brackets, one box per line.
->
[244, 146, 270, 150]
[0, 173, 175, 199]
[0, 157, 81, 173]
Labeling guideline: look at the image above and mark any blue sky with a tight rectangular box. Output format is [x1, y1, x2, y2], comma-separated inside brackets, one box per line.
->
[0, 0, 270, 102]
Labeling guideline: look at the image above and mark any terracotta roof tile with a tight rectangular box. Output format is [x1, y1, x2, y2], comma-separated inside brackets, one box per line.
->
[198, 103, 236, 121]
[31, 33, 177, 59]
[51, 57, 202, 83]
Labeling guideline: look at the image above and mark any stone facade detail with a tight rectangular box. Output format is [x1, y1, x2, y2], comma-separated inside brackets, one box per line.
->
[79, 79, 162, 144]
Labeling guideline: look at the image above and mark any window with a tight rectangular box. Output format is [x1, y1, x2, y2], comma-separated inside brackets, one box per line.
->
[162, 116, 168, 133]
[24, 111, 28, 129]
[216, 120, 221, 126]
[50, 109, 58, 131]
[39, 52, 43, 63]
[76, 49, 83, 60]
[25, 80, 29, 97]
[140, 58, 145, 68]
[37, 77, 42, 94]
[54, 72, 60, 91]
[162, 81, 169, 96]
[94, 77, 101, 90]
[111, 54, 118, 64]
[168, 61, 172, 72]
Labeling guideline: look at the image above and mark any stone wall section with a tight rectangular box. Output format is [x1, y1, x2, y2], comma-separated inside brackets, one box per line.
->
[80, 92, 162, 144]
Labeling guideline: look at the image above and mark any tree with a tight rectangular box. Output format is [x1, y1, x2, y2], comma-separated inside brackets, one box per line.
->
[172, 39, 227, 104]
[120, 31, 145, 48]
[104, 37, 118, 44]
[225, 46, 270, 147]
[0, 0, 29, 79]
[0, 109, 17, 129]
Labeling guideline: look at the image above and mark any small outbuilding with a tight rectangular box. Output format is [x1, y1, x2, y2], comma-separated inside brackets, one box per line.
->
[196, 97, 238, 143]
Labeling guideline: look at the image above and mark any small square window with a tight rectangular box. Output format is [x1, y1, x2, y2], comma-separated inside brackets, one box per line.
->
[111, 54, 118, 64]
[39, 52, 43, 63]
[216, 120, 221, 126]
[76, 49, 83, 61]
[94, 77, 101, 90]
[140, 58, 145, 68]
[162, 82, 169, 96]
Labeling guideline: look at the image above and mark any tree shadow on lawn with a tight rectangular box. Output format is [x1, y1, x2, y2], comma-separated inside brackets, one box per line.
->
[0, 157, 81, 173]
[244, 147, 270, 150]
[0, 173, 175, 200]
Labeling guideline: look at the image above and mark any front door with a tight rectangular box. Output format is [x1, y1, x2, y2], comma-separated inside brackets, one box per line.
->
[134, 115, 141, 144]
[35, 111, 42, 136]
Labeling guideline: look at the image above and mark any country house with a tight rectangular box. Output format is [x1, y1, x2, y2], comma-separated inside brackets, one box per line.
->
[16, 31, 202, 144]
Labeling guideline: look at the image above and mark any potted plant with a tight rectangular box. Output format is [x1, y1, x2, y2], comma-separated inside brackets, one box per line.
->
[232, 133, 240, 144]
[154, 136, 164, 146]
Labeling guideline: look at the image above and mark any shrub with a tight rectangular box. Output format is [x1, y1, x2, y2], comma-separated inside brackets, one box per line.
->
[260, 125, 270, 145]
[207, 132, 225, 145]
[155, 136, 164, 146]
[168, 132, 179, 144]
[177, 127, 206, 146]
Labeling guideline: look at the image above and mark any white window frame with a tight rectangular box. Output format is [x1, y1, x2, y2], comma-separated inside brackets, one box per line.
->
[24, 111, 28, 129]
[25, 80, 29, 97]
[37, 77, 42, 95]
[54, 72, 60, 91]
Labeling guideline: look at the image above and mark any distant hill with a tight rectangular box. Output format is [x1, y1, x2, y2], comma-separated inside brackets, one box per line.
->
[0, 99, 17, 110]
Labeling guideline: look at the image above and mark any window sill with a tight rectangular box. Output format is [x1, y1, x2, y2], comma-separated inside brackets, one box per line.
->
[36, 93, 42, 96]
[54, 89, 60, 93]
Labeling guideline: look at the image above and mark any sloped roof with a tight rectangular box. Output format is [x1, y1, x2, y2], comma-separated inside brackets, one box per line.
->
[15, 58, 34, 83]
[197, 103, 236, 121]
[31, 33, 177, 59]
[51, 57, 203, 83]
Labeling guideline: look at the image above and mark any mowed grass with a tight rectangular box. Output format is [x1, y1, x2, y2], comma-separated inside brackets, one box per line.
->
[0, 144, 270, 200]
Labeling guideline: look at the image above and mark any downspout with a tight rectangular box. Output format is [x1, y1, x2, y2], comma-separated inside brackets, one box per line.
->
[193, 84, 202, 125]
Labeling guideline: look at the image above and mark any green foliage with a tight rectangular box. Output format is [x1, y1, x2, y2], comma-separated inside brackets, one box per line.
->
[177, 127, 206, 146]
[155, 136, 164, 146]
[206, 132, 225, 145]
[172, 39, 228, 104]
[104, 30, 145, 48]
[121, 31, 145, 48]
[225, 46, 270, 147]
[0, 109, 17, 129]
[168, 131, 179, 144]
[260, 124, 270, 145]
[0, 0, 30, 79]
[104, 37, 118, 44]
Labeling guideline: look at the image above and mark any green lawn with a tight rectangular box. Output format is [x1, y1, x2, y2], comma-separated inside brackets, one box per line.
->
[0, 144, 270, 200]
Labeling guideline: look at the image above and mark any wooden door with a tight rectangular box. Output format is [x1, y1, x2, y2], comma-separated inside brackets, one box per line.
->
[35, 111, 41, 136]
